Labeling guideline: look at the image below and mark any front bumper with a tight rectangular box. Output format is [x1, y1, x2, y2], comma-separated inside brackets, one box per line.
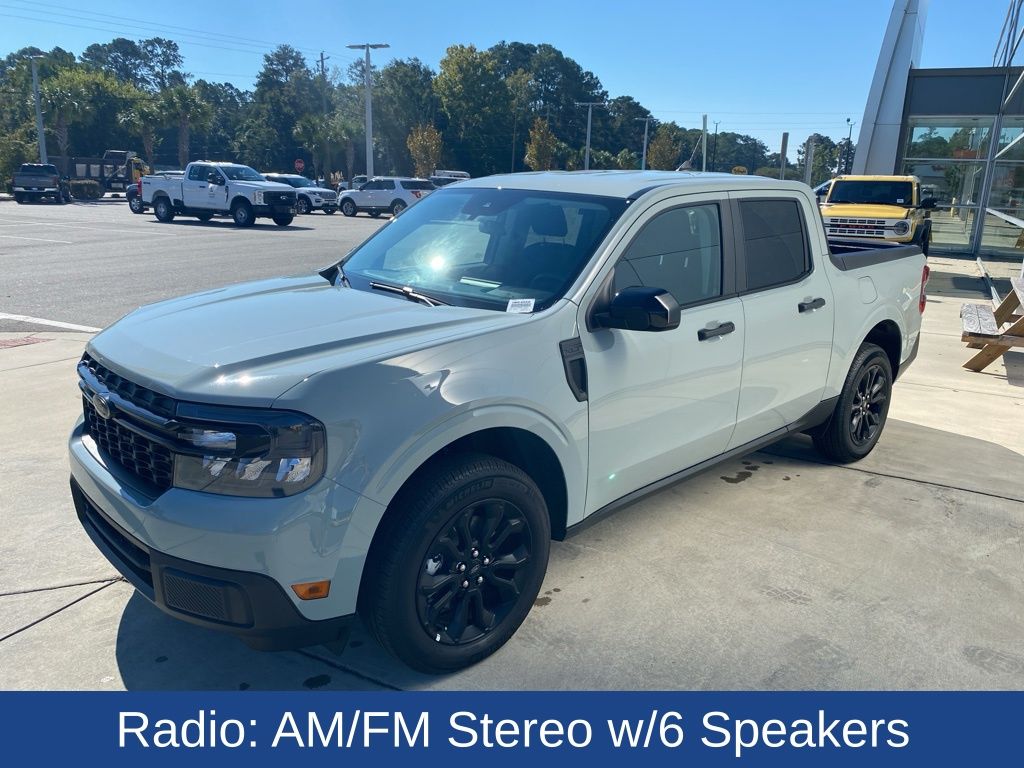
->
[71, 478, 353, 650]
[253, 204, 296, 217]
[315, 202, 338, 212]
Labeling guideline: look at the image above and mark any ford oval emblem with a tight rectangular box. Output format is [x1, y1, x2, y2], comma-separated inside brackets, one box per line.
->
[92, 392, 112, 420]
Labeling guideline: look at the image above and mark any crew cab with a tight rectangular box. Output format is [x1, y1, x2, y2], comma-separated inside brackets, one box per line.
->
[821, 174, 936, 255]
[141, 162, 297, 226]
[338, 176, 435, 217]
[262, 173, 338, 215]
[11, 163, 70, 204]
[69, 171, 927, 673]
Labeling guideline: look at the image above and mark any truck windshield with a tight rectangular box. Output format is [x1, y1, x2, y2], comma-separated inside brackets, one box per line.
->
[828, 180, 914, 206]
[219, 165, 265, 181]
[340, 187, 628, 312]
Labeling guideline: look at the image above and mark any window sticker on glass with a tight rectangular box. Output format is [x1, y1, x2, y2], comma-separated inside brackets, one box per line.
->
[506, 298, 535, 313]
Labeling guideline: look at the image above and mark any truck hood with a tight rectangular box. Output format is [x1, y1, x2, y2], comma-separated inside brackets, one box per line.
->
[87, 276, 515, 407]
[820, 203, 911, 219]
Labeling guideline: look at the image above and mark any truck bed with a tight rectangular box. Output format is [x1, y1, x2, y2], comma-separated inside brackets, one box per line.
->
[826, 238, 923, 272]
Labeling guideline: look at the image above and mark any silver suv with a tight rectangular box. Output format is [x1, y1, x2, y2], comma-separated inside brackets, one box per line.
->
[338, 177, 435, 217]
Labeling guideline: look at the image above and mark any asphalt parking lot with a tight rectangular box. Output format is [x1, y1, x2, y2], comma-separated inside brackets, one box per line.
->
[2, 199, 1023, 691]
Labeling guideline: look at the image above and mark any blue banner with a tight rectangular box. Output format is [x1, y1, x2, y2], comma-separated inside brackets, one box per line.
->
[0, 691, 1019, 765]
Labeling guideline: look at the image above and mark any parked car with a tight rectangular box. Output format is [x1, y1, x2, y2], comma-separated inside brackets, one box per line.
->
[11, 163, 70, 204]
[337, 174, 368, 192]
[820, 174, 935, 255]
[262, 173, 338, 214]
[69, 171, 927, 673]
[338, 176, 435, 217]
[430, 169, 470, 187]
[141, 162, 296, 226]
[127, 170, 183, 214]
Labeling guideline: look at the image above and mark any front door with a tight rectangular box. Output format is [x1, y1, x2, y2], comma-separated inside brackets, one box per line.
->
[581, 196, 744, 515]
[183, 164, 216, 209]
[727, 193, 835, 448]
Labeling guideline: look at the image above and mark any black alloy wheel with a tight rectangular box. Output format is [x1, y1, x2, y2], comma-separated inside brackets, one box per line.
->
[849, 362, 887, 446]
[417, 498, 534, 646]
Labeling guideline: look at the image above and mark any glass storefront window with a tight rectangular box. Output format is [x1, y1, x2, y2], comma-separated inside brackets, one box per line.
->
[979, 208, 1024, 255]
[900, 159, 985, 206]
[904, 117, 993, 161]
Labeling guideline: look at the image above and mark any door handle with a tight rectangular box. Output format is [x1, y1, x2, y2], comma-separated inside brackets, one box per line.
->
[798, 297, 826, 313]
[697, 321, 736, 341]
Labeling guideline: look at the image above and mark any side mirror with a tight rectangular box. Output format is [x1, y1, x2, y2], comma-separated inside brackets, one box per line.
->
[594, 286, 681, 332]
[919, 197, 937, 209]
[207, 172, 223, 185]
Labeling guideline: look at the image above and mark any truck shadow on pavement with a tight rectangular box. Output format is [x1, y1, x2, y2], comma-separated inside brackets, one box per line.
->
[144, 219, 316, 231]
[113, 418, 1024, 691]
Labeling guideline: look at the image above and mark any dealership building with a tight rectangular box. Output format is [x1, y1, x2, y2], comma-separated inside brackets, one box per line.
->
[854, 0, 1024, 257]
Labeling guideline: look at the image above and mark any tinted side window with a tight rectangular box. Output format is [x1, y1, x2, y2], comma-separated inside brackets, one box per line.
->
[739, 199, 808, 292]
[380, 179, 396, 190]
[614, 204, 723, 306]
[187, 165, 209, 181]
[362, 180, 381, 190]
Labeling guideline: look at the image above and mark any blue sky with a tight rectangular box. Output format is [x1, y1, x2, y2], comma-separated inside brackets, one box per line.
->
[0, 0, 1011, 157]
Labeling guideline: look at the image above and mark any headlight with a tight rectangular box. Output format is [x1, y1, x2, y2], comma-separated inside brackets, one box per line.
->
[252, 191, 265, 205]
[893, 220, 910, 235]
[171, 403, 325, 497]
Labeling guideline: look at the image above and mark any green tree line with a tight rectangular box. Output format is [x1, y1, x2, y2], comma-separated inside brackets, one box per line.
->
[1, 38, 851, 186]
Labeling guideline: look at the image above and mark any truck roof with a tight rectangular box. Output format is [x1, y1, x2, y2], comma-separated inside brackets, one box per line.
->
[833, 174, 919, 183]
[458, 170, 811, 199]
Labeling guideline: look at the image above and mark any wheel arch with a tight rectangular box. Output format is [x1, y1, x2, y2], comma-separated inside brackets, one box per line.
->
[230, 194, 252, 210]
[863, 319, 901, 374]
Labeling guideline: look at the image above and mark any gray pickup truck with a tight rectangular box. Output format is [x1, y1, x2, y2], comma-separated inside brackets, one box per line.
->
[11, 164, 71, 204]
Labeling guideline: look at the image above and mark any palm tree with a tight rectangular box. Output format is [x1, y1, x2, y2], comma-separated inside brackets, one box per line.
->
[39, 68, 89, 158]
[118, 94, 165, 167]
[292, 115, 324, 179]
[161, 85, 212, 167]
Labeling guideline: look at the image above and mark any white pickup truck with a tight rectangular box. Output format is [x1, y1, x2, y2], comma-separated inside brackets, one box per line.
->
[141, 161, 297, 226]
[70, 171, 927, 673]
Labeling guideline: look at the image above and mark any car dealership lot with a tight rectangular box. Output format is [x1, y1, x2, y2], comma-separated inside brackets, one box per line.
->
[2, 201, 1023, 690]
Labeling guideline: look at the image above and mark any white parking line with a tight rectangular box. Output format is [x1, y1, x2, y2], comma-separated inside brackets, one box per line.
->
[0, 217, 175, 236]
[0, 234, 73, 244]
[0, 313, 100, 332]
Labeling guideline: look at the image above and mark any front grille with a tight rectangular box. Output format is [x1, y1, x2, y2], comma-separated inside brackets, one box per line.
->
[265, 191, 296, 206]
[81, 352, 175, 418]
[825, 218, 887, 238]
[79, 353, 176, 492]
[84, 396, 174, 491]
[321, 191, 337, 201]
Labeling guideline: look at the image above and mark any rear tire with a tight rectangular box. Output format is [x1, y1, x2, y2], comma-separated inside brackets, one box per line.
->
[369, 210, 381, 218]
[323, 207, 336, 215]
[812, 342, 893, 463]
[153, 196, 175, 222]
[14, 193, 24, 204]
[391, 199, 407, 216]
[360, 453, 550, 673]
[128, 195, 144, 214]
[273, 215, 293, 226]
[196, 212, 214, 222]
[341, 199, 356, 217]
[231, 200, 254, 227]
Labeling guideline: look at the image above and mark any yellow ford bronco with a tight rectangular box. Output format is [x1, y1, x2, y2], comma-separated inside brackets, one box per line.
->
[820, 175, 936, 255]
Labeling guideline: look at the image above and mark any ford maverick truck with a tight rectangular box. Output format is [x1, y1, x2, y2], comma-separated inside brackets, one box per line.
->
[69, 171, 927, 672]
[820, 174, 936, 255]
[141, 162, 296, 226]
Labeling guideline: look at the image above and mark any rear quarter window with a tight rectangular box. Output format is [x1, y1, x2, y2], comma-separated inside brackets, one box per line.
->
[738, 199, 809, 292]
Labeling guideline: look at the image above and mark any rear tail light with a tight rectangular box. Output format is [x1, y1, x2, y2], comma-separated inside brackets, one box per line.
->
[137, 179, 142, 196]
[919, 264, 929, 313]
[411, 190, 422, 199]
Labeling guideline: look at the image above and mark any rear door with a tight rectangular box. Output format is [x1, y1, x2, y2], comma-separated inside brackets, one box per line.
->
[183, 164, 214, 208]
[727, 193, 835, 448]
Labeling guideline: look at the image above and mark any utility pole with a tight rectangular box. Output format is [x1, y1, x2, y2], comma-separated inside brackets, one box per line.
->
[803, 137, 816, 185]
[635, 116, 653, 170]
[711, 121, 720, 172]
[701, 114, 708, 172]
[779, 132, 789, 180]
[347, 43, 389, 178]
[30, 55, 47, 164]
[575, 101, 606, 170]
[843, 117, 856, 174]
[317, 51, 330, 180]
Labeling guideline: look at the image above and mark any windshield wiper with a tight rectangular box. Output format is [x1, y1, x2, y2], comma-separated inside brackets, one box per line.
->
[369, 280, 449, 307]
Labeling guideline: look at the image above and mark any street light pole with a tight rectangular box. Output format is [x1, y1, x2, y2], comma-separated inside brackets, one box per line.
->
[30, 55, 47, 164]
[635, 116, 653, 170]
[843, 117, 856, 174]
[347, 43, 389, 178]
[575, 101, 606, 170]
[711, 121, 720, 172]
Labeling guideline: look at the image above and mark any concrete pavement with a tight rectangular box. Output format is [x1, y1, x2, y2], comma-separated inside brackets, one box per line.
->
[1, 206, 1022, 690]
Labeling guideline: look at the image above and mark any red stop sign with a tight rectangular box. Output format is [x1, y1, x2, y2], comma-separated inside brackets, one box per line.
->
[294, 158, 305, 172]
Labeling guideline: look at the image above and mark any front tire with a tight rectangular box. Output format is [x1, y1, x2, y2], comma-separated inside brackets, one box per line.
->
[153, 196, 175, 222]
[231, 200, 254, 227]
[341, 199, 356, 217]
[272, 215, 293, 226]
[360, 454, 550, 673]
[812, 343, 893, 463]
[196, 212, 214, 222]
[369, 210, 381, 218]
[296, 196, 311, 215]
[14, 193, 25, 204]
